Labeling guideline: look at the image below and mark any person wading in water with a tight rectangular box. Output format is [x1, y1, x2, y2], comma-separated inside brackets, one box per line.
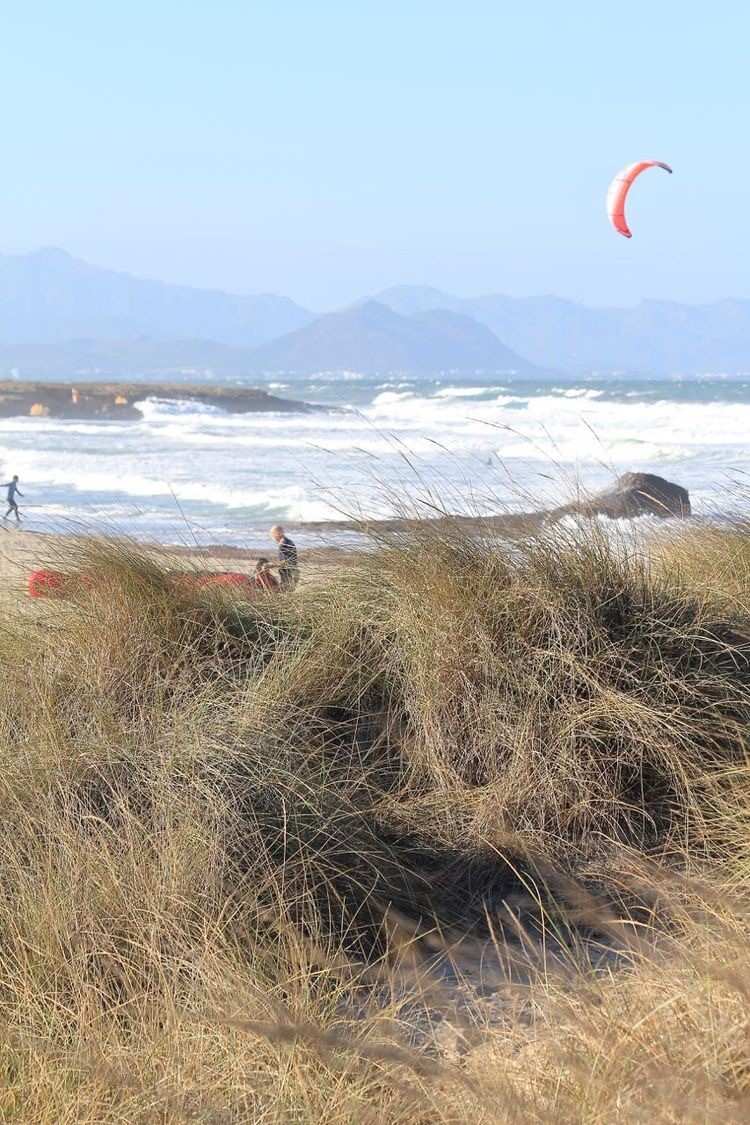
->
[269, 525, 299, 591]
[2, 476, 24, 523]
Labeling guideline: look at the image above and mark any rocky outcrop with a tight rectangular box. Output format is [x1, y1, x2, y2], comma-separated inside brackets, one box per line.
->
[300, 473, 691, 536]
[0, 381, 319, 420]
[549, 473, 691, 522]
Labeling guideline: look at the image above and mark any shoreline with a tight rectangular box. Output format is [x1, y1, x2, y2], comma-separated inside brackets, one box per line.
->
[0, 471, 698, 599]
[0, 525, 359, 599]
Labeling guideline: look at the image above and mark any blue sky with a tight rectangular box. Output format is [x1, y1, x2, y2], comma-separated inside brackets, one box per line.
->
[2, 1, 748, 308]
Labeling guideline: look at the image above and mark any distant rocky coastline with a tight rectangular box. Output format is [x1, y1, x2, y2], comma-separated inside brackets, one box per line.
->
[0, 381, 319, 420]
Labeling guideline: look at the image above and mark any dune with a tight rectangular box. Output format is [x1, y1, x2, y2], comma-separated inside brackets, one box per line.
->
[0, 513, 748, 1119]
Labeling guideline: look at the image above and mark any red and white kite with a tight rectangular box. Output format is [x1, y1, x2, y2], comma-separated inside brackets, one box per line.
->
[606, 160, 672, 238]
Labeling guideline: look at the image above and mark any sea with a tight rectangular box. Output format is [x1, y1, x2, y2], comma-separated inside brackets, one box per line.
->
[2, 371, 749, 549]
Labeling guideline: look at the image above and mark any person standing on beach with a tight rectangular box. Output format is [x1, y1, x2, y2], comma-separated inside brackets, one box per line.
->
[2, 476, 23, 523]
[270, 525, 299, 590]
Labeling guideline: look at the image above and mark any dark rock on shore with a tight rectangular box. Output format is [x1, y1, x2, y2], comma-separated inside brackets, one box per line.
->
[298, 473, 691, 535]
[549, 473, 691, 522]
[0, 381, 319, 420]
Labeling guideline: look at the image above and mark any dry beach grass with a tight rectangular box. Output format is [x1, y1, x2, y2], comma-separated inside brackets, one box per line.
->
[0, 520, 749, 1120]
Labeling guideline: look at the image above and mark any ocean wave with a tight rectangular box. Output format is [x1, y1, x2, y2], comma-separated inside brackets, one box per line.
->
[134, 397, 227, 420]
[551, 387, 606, 399]
[371, 390, 417, 406]
[306, 370, 365, 382]
[0, 418, 131, 436]
[8, 457, 346, 521]
[433, 385, 507, 398]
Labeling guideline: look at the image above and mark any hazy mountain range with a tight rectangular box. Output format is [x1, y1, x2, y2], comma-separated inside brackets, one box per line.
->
[374, 286, 750, 374]
[0, 248, 309, 349]
[1, 248, 750, 377]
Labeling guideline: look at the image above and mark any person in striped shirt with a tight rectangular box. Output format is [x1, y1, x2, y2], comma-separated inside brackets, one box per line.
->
[270, 525, 299, 590]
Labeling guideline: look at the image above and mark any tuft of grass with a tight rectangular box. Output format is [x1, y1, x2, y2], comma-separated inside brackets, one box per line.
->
[0, 522, 748, 1120]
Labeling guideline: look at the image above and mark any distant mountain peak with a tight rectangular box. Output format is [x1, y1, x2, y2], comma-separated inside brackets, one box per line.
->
[373, 284, 460, 316]
[247, 300, 535, 375]
[33, 245, 73, 260]
[342, 299, 402, 324]
[0, 247, 313, 350]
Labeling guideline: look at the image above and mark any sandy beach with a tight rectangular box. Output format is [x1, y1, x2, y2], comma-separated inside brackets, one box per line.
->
[0, 524, 355, 603]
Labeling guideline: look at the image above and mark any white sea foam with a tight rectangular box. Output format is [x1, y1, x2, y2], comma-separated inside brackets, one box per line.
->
[554, 387, 606, 399]
[433, 385, 507, 398]
[135, 397, 231, 420]
[371, 390, 417, 406]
